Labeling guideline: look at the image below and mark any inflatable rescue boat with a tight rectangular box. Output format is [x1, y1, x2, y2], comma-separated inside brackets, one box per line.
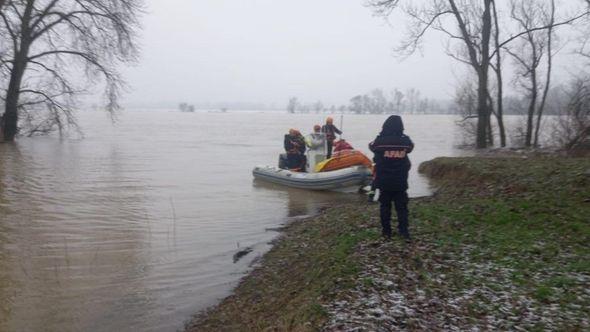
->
[253, 138, 373, 190]
[252, 165, 372, 190]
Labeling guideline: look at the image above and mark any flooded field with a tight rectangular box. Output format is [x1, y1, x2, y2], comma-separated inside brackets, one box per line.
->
[0, 110, 465, 331]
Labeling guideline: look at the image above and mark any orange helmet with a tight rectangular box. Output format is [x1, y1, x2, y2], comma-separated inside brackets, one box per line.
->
[326, 117, 333, 124]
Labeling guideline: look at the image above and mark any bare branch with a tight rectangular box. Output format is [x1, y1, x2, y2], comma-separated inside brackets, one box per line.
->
[0, 0, 144, 140]
[397, 6, 453, 56]
[492, 9, 590, 58]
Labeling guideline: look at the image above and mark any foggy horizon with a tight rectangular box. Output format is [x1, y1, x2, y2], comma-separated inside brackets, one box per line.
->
[120, 0, 587, 109]
[121, 0, 460, 107]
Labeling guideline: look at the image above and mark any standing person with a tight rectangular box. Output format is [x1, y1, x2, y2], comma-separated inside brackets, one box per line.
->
[284, 129, 306, 171]
[305, 124, 327, 172]
[294, 130, 308, 171]
[321, 117, 342, 159]
[369, 115, 414, 242]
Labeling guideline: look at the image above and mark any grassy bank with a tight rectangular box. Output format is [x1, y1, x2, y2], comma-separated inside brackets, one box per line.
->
[187, 156, 590, 331]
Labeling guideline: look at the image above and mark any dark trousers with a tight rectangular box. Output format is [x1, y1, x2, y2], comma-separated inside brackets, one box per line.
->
[287, 153, 306, 171]
[379, 190, 409, 238]
[327, 140, 334, 159]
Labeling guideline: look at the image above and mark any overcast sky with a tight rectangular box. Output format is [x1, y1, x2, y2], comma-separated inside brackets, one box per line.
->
[122, 0, 460, 106]
[121, 0, 586, 107]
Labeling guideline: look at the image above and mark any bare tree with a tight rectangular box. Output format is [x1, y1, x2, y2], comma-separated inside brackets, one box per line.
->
[370, 0, 590, 149]
[0, 0, 143, 141]
[286, 97, 299, 113]
[313, 100, 324, 114]
[505, 0, 543, 147]
[369, 89, 387, 114]
[554, 76, 590, 151]
[405, 87, 421, 114]
[370, 0, 495, 148]
[349, 95, 363, 114]
[391, 88, 404, 113]
[453, 76, 478, 146]
[505, 0, 558, 148]
[575, 0, 590, 63]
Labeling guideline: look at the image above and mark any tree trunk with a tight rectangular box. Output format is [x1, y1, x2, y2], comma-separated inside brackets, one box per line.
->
[2, 1, 34, 141]
[448, 0, 492, 148]
[525, 36, 538, 148]
[492, 0, 506, 147]
[534, 0, 555, 147]
[476, 0, 492, 149]
[487, 110, 494, 146]
[476, 70, 489, 149]
[495, 74, 507, 147]
[476, 0, 493, 149]
[3, 54, 28, 141]
[525, 81, 537, 148]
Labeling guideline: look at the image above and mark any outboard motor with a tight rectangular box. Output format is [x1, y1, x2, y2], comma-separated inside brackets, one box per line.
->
[278, 153, 289, 169]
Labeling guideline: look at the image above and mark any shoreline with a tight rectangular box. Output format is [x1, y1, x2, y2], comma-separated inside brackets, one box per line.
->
[186, 155, 590, 331]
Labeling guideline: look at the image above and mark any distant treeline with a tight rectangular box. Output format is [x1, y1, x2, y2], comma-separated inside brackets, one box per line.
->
[286, 87, 579, 116]
[287, 88, 453, 114]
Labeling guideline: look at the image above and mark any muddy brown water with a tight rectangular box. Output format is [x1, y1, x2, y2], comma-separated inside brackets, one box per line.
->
[0, 111, 465, 331]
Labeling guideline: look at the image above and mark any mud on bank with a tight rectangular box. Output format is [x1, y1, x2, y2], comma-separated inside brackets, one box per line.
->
[187, 156, 590, 331]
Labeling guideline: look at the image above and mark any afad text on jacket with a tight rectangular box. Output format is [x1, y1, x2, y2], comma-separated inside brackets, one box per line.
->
[369, 115, 414, 191]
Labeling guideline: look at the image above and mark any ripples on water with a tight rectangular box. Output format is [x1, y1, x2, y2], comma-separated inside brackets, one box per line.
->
[0, 110, 463, 331]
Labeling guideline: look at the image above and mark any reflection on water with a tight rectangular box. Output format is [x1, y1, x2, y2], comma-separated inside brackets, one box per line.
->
[0, 141, 152, 331]
[0, 111, 464, 331]
[252, 180, 362, 218]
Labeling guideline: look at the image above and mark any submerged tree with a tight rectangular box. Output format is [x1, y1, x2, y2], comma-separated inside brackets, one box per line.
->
[0, 0, 143, 141]
[370, 0, 495, 148]
[553, 76, 590, 150]
[504, 0, 557, 148]
[286, 97, 299, 113]
[370, 0, 590, 148]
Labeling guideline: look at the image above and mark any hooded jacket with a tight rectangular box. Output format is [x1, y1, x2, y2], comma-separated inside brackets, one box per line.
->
[369, 115, 414, 191]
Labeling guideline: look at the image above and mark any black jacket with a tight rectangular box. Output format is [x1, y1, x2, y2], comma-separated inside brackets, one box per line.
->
[284, 134, 305, 154]
[321, 124, 342, 142]
[369, 116, 414, 191]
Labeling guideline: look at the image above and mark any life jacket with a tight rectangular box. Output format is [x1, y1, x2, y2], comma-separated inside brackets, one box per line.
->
[369, 134, 414, 191]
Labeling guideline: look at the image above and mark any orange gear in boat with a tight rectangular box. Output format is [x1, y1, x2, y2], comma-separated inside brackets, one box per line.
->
[333, 139, 353, 153]
[315, 150, 372, 172]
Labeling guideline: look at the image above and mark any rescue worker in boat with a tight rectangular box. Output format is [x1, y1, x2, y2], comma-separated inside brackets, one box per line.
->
[305, 124, 327, 172]
[295, 130, 308, 171]
[284, 129, 306, 171]
[332, 139, 353, 153]
[369, 115, 414, 242]
[321, 117, 342, 159]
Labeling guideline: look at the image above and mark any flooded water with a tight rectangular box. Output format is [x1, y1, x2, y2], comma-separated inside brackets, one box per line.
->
[0, 110, 465, 331]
